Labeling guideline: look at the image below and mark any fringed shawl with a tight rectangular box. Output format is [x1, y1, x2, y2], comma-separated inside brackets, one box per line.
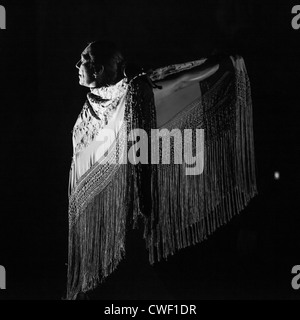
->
[66, 55, 257, 300]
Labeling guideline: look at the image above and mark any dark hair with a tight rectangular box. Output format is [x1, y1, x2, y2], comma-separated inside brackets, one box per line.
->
[88, 40, 126, 85]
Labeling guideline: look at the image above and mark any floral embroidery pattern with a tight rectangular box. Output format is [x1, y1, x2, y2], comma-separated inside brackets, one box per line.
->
[72, 79, 128, 154]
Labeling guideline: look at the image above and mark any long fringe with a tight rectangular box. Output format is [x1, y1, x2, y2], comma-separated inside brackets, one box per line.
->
[67, 163, 128, 300]
[142, 55, 257, 264]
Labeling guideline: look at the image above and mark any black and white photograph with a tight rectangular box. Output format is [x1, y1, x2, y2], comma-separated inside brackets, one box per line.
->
[0, 0, 299, 303]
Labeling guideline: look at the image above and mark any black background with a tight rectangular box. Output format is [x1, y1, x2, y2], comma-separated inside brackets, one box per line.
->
[0, 0, 299, 300]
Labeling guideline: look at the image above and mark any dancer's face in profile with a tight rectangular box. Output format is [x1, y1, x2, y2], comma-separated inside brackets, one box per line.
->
[76, 44, 103, 88]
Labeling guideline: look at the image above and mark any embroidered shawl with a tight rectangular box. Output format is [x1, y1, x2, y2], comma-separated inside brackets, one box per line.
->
[66, 55, 257, 300]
